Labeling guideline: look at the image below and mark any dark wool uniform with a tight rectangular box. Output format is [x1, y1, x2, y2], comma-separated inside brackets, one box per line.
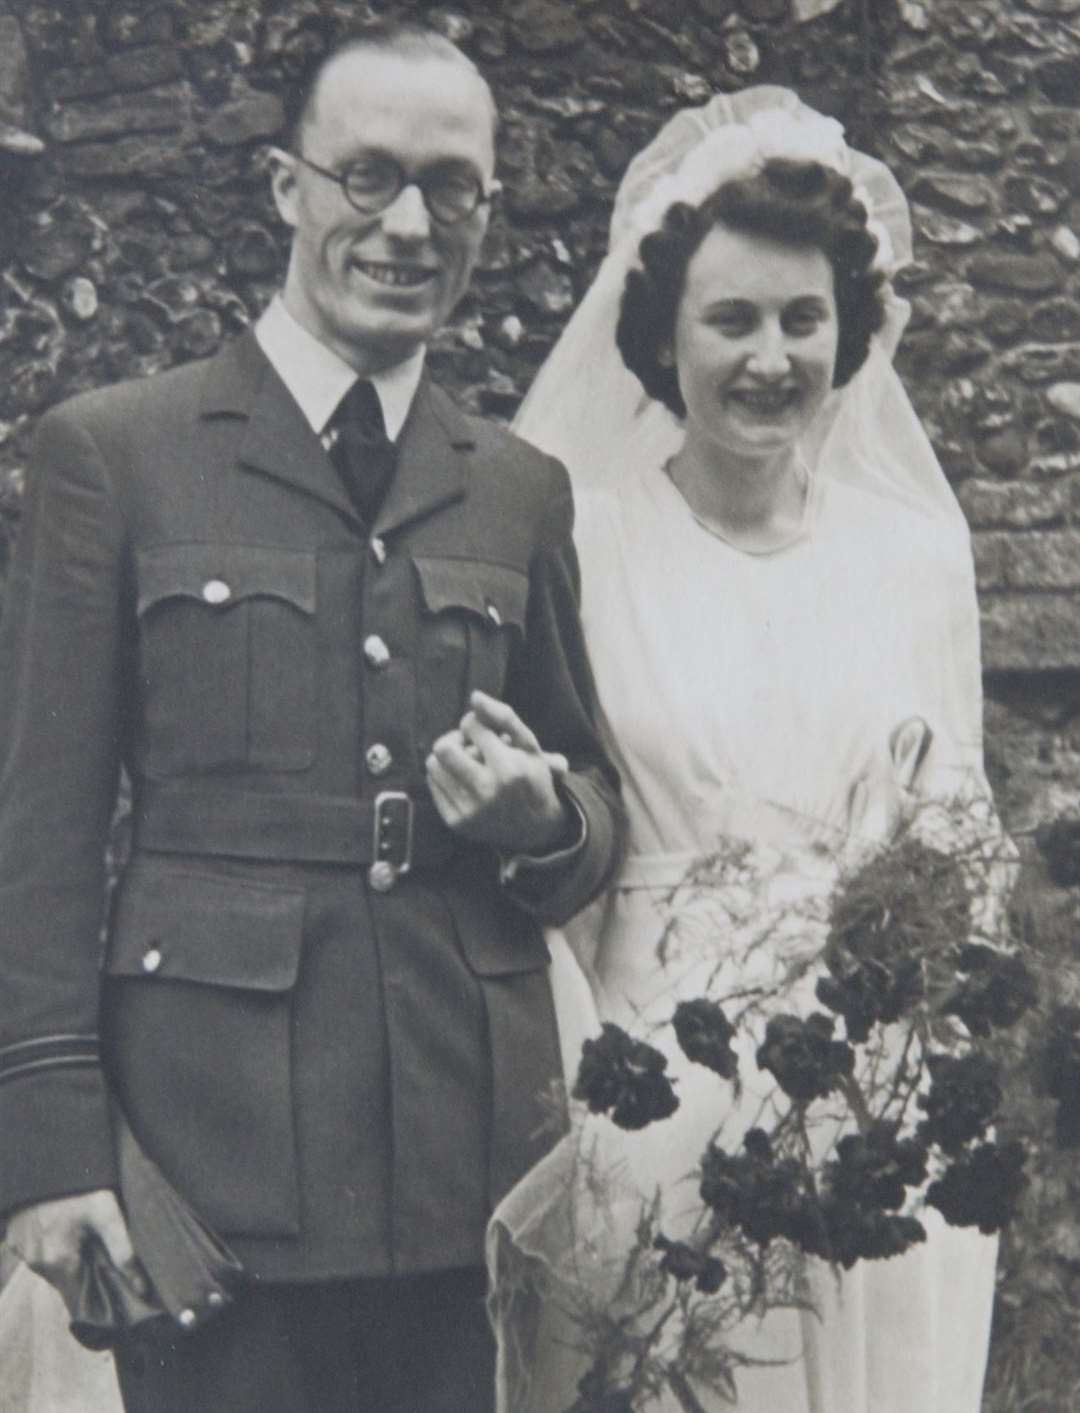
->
[0, 331, 622, 1406]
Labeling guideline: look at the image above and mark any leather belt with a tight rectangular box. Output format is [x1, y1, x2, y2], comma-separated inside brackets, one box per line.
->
[133, 783, 455, 891]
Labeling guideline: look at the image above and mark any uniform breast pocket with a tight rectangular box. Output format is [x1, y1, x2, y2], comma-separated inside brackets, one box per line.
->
[412, 557, 528, 740]
[135, 544, 317, 776]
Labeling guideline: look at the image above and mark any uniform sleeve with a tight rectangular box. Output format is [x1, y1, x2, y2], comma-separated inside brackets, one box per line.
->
[502, 463, 624, 925]
[0, 407, 128, 1215]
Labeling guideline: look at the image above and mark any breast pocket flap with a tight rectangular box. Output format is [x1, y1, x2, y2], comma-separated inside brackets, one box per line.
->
[106, 870, 305, 992]
[136, 545, 317, 616]
[413, 556, 528, 632]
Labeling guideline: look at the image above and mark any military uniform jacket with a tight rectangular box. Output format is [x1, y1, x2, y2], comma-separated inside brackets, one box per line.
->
[0, 332, 622, 1282]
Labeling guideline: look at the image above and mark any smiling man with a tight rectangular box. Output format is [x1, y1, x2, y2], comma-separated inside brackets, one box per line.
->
[0, 23, 621, 1413]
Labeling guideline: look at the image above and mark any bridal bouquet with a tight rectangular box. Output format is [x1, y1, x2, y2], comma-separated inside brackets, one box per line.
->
[552, 798, 1046, 1413]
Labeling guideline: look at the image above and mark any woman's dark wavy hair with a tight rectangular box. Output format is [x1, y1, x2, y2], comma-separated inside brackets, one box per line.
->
[616, 159, 888, 416]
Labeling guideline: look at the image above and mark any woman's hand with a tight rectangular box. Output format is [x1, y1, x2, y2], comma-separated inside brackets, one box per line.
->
[5, 1189, 149, 1316]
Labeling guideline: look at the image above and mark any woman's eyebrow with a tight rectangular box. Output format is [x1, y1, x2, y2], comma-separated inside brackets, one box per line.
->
[701, 297, 755, 315]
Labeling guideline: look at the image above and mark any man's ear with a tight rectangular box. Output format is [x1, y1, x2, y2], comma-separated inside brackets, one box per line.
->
[267, 147, 300, 229]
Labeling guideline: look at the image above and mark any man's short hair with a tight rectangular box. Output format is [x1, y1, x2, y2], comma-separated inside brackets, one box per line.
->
[282, 21, 498, 150]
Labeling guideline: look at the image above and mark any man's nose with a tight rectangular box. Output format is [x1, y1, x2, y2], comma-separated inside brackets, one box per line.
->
[379, 183, 431, 240]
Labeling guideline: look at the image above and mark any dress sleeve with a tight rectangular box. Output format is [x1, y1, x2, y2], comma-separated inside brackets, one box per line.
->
[501, 464, 625, 926]
[898, 518, 1016, 949]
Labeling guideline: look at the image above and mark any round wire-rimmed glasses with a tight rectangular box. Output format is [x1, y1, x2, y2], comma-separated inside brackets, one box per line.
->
[293, 151, 500, 226]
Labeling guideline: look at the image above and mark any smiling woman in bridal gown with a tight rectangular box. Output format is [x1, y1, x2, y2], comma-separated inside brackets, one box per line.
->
[491, 87, 1001, 1413]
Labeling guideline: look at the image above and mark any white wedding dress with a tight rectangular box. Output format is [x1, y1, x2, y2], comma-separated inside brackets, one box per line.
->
[0, 1262, 121, 1413]
[492, 460, 999, 1413]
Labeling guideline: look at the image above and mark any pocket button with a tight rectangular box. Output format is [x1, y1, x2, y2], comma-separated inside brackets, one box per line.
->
[201, 578, 231, 605]
[141, 945, 163, 974]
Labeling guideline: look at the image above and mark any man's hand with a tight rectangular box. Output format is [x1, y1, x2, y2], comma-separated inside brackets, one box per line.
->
[426, 690, 571, 853]
[5, 1188, 148, 1314]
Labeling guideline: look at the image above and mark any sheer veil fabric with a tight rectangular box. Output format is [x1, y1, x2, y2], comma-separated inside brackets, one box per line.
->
[489, 87, 998, 1413]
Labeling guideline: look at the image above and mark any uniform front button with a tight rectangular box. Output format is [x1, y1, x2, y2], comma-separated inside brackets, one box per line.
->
[207, 1292, 225, 1310]
[368, 861, 397, 892]
[363, 634, 391, 669]
[365, 743, 393, 777]
[178, 1308, 197, 1331]
[370, 535, 387, 566]
[201, 578, 231, 605]
[141, 946, 163, 974]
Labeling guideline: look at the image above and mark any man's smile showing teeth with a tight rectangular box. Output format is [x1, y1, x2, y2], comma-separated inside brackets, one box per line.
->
[352, 259, 434, 288]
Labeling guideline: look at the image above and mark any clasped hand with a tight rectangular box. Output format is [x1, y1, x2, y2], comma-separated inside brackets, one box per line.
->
[5, 1188, 148, 1314]
[426, 690, 570, 853]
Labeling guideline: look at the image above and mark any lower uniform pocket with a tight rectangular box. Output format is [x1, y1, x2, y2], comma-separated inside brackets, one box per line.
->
[101, 864, 306, 1237]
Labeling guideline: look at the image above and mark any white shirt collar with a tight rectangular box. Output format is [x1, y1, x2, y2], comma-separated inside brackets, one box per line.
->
[254, 296, 425, 442]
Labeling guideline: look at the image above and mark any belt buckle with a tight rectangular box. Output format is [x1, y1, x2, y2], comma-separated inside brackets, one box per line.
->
[369, 791, 414, 893]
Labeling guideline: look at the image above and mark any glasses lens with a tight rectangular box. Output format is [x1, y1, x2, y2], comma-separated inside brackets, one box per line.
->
[423, 169, 484, 224]
[342, 156, 402, 212]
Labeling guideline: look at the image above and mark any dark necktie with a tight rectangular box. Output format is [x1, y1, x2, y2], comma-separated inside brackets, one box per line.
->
[327, 379, 396, 524]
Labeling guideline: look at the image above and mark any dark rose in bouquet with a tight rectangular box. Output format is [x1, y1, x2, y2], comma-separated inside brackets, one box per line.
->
[573, 1022, 679, 1130]
[819, 839, 970, 1042]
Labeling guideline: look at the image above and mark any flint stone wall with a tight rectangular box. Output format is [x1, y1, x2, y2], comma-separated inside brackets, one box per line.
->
[2, 0, 1075, 828]
[1, 1, 1080, 1396]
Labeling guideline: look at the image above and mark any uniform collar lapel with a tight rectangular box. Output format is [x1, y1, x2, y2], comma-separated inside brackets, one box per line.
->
[200, 331, 359, 525]
[373, 372, 475, 538]
[200, 336, 477, 535]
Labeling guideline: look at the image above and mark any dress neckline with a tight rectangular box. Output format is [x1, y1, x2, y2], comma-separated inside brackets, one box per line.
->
[657, 455, 820, 558]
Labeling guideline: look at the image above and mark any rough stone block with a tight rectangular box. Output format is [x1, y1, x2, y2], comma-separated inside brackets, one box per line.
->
[968, 253, 1064, 295]
[516, 260, 574, 316]
[227, 224, 280, 279]
[1024, 0, 1080, 17]
[202, 88, 284, 146]
[981, 593, 1080, 670]
[61, 276, 98, 321]
[19, 206, 99, 281]
[506, 175, 579, 219]
[1001, 531, 1080, 589]
[45, 83, 189, 143]
[916, 212, 983, 247]
[1052, 226, 1080, 262]
[984, 301, 1030, 344]
[1005, 343, 1080, 386]
[0, 15, 31, 127]
[973, 531, 1009, 589]
[0, 123, 43, 155]
[108, 47, 184, 92]
[1032, 301, 1080, 343]
[958, 477, 1069, 529]
[1006, 175, 1070, 216]
[101, 8, 176, 47]
[58, 134, 192, 179]
[176, 309, 223, 360]
[505, 0, 586, 53]
[975, 427, 1029, 475]
[910, 174, 994, 217]
[1036, 57, 1080, 105]
[1048, 383, 1080, 419]
[1030, 450, 1080, 477]
[946, 140, 1003, 172]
